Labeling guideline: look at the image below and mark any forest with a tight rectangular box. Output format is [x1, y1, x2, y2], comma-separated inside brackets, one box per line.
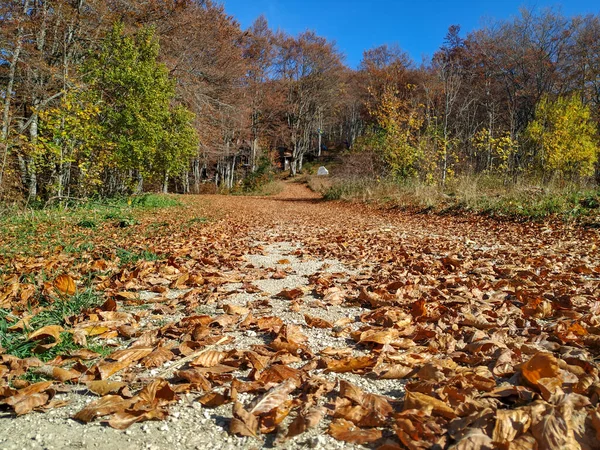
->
[1, 0, 600, 205]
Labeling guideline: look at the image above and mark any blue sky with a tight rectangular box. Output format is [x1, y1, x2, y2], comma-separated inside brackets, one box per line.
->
[221, 0, 600, 68]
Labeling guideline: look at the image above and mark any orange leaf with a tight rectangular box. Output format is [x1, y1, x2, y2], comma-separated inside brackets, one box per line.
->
[521, 352, 561, 389]
[53, 274, 76, 296]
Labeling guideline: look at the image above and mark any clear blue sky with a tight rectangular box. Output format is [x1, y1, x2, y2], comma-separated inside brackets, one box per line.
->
[220, 0, 600, 68]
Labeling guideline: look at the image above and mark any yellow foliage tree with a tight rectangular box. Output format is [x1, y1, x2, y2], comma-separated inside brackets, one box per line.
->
[472, 128, 518, 174]
[526, 95, 599, 179]
[362, 84, 423, 178]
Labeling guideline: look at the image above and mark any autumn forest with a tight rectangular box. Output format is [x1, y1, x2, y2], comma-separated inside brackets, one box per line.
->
[1, 0, 600, 204]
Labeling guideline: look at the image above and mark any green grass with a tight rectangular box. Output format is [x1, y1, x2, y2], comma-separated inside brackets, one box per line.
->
[115, 248, 162, 266]
[0, 289, 102, 361]
[0, 194, 180, 263]
[129, 193, 180, 208]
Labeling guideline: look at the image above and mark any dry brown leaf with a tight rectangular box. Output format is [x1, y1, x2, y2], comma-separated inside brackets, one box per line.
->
[451, 429, 494, 449]
[142, 347, 174, 368]
[96, 347, 153, 379]
[259, 399, 294, 433]
[403, 391, 456, 419]
[28, 325, 64, 345]
[86, 380, 127, 396]
[108, 408, 166, 430]
[374, 363, 414, 379]
[285, 406, 326, 439]
[520, 352, 561, 390]
[328, 418, 382, 444]
[359, 328, 400, 345]
[223, 304, 250, 315]
[73, 395, 134, 423]
[276, 288, 303, 300]
[230, 402, 258, 438]
[492, 409, 532, 444]
[53, 274, 76, 296]
[13, 392, 51, 415]
[250, 378, 298, 415]
[197, 391, 230, 407]
[191, 350, 228, 367]
[304, 314, 333, 328]
[35, 365, 79, 382]
[324, 355, 377, 373]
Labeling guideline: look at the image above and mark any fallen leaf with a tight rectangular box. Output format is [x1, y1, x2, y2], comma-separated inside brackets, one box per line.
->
[328, 418, 382, 444]
[54, 274, 76, 295]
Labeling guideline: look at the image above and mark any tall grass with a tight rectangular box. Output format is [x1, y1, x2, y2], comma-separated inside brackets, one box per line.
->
[309, 174, 600, 221]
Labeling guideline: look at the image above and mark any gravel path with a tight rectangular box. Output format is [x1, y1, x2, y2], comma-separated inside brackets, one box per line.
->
[0, 241, 400, 450]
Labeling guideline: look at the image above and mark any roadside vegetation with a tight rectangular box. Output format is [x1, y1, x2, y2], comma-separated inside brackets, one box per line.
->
[309, 172, 600, 222]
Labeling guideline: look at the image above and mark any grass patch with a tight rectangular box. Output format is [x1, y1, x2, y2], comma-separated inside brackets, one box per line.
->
[232, 180, 284, 196]
[0, 194, 181, 263]
[312, 175, 600, 221]
[129, 193, 180, 208]
[116, 248, 162, 265]
[0, 289, 102, 361]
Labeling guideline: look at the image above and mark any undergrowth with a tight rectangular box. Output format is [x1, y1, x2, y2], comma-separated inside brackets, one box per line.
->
[310, 175, 600, 222]
[0, 194, 179, 263]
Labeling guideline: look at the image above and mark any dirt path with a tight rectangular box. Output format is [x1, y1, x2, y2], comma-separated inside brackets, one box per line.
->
[1, 182, 599, 449]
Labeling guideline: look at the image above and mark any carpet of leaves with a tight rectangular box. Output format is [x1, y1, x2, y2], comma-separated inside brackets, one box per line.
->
[1, 182, 600, 449]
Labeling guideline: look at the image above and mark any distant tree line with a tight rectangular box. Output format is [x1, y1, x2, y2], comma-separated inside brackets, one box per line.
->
[1, 2, 599, 202]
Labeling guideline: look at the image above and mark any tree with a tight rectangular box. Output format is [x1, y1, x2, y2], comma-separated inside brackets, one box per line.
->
[357, 84, 422, 179]
[85, 23, 197, 194]
[275, 31, 343, 175]
[526, 94, 598, 179]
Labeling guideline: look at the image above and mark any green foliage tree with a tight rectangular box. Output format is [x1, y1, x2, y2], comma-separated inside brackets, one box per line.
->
[85, 23, 197, 192]
[526, 95, 599, 180]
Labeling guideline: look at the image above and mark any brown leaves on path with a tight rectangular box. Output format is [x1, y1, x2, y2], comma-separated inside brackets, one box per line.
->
[2, 183, 600, 449]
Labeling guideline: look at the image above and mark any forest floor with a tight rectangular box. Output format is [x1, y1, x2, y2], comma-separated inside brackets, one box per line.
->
[1, 182, 600, 449]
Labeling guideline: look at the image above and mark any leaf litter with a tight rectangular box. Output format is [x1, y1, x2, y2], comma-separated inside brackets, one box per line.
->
[1, 182, 600, 449]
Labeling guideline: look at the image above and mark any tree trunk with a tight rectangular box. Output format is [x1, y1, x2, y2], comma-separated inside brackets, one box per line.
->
[0, 0, 30, 192]
[163, 173, 169, 193]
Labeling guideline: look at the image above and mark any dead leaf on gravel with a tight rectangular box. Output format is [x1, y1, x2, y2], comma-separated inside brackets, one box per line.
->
[223, 304, 250, 315]
[403, 391, 456, 419]
[304, 314, 333, 328]
[86, 380, 127, 396]
[142, 347, 174, 368]
[107, 408, 166, 430]
[73, 395, 134, 423]
[259, 399, 294, 434]
[358, 328, 400, 345]
[250, 378, 298, 415]
[230, 401, 259, 438]
[191, 350, 228, 368]
[197, 391, 230, 407]
[328, 418, 382, 444]
[96, 347, 153, 379]
[323, 355, 377, 373]
[276, 288, 303, 300]
[285, 406, 326, 439]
